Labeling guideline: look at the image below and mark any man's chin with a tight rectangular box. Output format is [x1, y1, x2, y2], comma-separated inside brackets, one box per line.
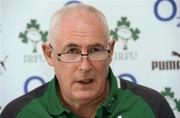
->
[73, 91, 97, 102]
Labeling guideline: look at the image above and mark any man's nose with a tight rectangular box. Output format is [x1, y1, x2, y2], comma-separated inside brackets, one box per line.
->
[78, 55, 92, 72]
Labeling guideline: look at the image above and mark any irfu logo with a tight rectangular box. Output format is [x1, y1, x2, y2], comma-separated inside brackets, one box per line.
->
[19, 19, 48, 53]
[110, 17, 140, 50]
[161, 87, 180, 112]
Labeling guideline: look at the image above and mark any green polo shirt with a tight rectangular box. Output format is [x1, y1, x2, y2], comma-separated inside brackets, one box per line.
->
[0, 68, 175, 118]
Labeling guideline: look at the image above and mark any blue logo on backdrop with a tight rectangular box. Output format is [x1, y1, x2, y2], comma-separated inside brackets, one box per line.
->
[154, 0, 180, 27]
[24, 76, 45, 94]
[65, 0, 81, 6]
[154, 0, 177, 21]
[118, 73, 137, 83]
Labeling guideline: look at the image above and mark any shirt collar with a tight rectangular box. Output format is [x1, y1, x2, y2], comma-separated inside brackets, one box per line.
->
[47, 77, 69, 116]
[100, 67, 119, 114]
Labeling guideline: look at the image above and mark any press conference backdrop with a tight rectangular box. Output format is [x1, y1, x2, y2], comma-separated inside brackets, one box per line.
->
[0, 0, 180, 117]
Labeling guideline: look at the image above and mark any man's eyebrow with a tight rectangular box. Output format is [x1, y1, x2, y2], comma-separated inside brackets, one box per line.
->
[62, 43, 106, 51]
[87, 43, 106, 49]
[62, 43, 79, 51]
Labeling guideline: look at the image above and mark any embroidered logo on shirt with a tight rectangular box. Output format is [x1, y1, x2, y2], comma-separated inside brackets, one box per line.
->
[118, 115, 122, 118]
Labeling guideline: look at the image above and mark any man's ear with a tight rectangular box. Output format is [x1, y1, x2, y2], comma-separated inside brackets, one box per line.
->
[42, 42, 54, 66]
[109, 39, 116, 62]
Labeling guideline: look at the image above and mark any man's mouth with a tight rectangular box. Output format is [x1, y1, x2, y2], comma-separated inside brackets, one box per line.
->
[77, 79, 94, 84]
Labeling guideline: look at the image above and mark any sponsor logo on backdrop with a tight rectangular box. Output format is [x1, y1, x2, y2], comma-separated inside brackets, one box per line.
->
[65, 0, 81, 6]
[19, 19, 48, 63]
[19, 19, 48, 53]
[154, 0, 180, 28]
[152, 51, 180, 71]
[24, 76, 45, 94]
[0, 56, 8, 75]
[118, 73, 137, 83]
[161, 87, 180, 112]
[110, 17, 140, 61]
[172, 51, 180, 58]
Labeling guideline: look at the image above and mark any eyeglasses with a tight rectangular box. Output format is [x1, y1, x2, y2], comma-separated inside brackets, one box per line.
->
[49, 44, 110, 63]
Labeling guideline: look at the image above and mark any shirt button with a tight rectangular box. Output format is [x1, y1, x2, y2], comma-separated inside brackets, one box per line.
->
[108, 103, 111, 107]
[111, 97, 115, 101]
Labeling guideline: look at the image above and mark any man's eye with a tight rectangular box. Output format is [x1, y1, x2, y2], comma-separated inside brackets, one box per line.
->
[89, 48, 100, 53]
[66, 48, 81, 54]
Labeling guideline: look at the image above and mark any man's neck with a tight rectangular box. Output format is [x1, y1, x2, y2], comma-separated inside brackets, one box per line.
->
[59, 79, 109, 118]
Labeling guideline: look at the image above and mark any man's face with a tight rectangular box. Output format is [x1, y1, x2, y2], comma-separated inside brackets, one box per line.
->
[49, 9, 114, 103]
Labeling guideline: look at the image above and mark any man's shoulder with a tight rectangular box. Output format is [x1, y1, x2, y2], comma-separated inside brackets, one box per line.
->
[120, 79, 161, 99]
[0, 82, 49, 118]
[119, 79, 175, 118]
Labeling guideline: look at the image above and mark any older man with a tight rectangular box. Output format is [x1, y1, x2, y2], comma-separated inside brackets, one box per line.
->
[0, 3, 175, 118]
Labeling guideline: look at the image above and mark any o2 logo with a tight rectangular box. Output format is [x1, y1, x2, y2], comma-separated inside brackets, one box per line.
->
[154, 0, 180, 27]
[65, 0, 81, 6]
[118, 73, 137, 83]
[24, 76, 45, 94]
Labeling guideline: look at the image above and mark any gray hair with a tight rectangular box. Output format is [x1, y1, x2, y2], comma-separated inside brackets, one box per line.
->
[48, 3, 110, 44]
